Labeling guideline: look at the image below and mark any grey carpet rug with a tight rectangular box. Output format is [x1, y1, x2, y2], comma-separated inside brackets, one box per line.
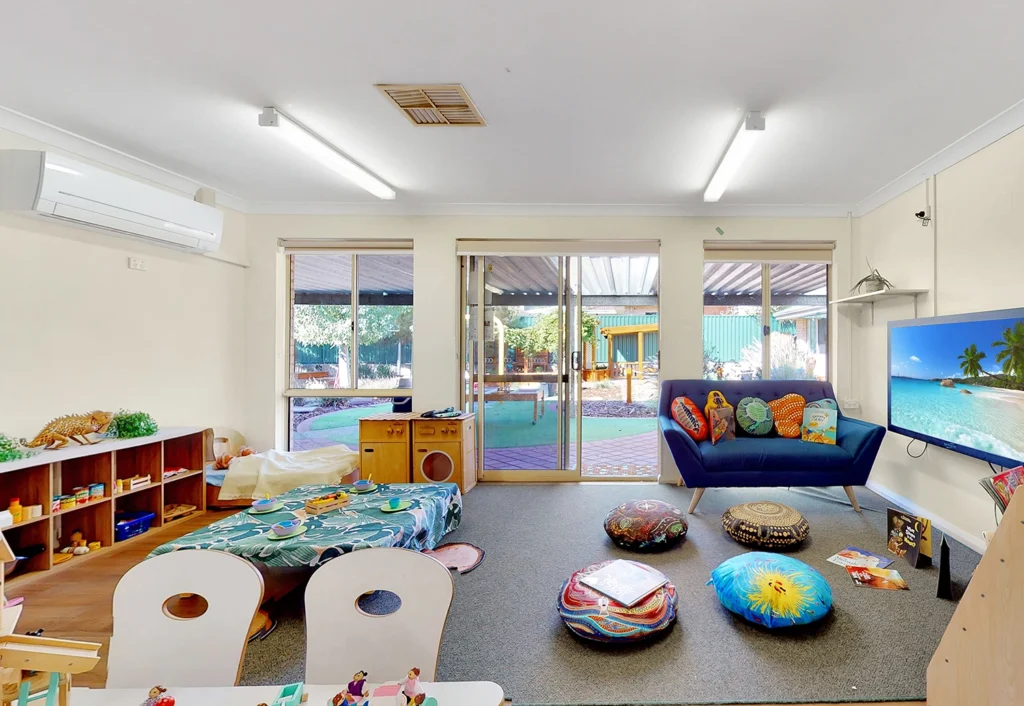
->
[241, 484, 979, 705]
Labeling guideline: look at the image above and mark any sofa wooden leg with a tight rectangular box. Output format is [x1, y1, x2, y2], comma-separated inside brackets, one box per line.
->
[844, 485, 862, 512]
[676, 477, 682, 487]
[687, 488, 705, 514]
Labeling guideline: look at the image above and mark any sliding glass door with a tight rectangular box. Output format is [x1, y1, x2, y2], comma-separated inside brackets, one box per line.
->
[462, 255, 583, 479]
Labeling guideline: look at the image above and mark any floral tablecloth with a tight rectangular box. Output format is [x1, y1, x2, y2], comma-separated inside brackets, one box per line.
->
[148, 483, 462, 568]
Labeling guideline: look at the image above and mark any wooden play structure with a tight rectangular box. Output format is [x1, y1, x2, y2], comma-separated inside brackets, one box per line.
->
[926, 491, 1024, 706]
[0, 529, 101, 705]
[584, 322, 658, 381]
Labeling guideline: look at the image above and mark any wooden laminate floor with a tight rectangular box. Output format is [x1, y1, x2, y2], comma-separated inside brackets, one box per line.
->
[5, 510, 928, 704]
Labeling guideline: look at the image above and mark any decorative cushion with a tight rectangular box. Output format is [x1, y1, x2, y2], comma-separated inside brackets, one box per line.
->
[722, 501, 809, 548]
[767, 393, 806, 438]
[709, 407, 736, 445]
[558, 560, 678, 642]
[671, 396, 708, 441]
[735, 397, 773, 436]
[704, 389, 732, 421]
[604, 499, 687, 551]
[806, 397, 838, 411]
[708, 552, 832, 628]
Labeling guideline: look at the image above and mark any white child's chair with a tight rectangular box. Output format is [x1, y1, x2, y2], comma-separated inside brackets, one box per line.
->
[304, 547, 454, 684]
[106, 549, 264, 688]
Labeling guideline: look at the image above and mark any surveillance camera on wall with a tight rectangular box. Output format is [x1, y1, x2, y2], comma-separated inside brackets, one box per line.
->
[915, 209, 931, 226]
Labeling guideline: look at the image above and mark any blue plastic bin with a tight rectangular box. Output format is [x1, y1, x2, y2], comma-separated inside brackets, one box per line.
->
[114, 510, 156, 542]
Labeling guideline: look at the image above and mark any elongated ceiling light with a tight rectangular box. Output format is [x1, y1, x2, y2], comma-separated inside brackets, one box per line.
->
[703, 111, 765, 203]
[258, 107, 396, 200]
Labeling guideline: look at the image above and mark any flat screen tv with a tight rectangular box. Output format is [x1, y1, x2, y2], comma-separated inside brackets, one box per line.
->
[889, 307, 1024, 468]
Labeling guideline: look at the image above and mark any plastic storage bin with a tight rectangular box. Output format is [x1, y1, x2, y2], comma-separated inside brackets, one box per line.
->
[114, 510, 156, 542]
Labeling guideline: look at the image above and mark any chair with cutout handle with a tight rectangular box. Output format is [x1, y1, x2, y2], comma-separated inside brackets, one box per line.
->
[106, 549, 264, 688]
[304, 547, 454, 684]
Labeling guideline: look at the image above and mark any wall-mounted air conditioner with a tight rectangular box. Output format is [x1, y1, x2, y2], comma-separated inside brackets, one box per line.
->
[0, 150, 223, 253]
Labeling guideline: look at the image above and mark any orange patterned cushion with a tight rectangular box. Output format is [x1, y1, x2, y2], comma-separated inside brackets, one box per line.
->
[767, 394, 806, 438]
[671, 396, 708, 442]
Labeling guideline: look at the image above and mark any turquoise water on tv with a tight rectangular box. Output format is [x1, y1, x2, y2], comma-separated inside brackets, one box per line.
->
[890, 377, 1024, 462]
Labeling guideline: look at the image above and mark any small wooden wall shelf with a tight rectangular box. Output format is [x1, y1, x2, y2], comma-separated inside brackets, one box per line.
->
[0, 427, 207, 586]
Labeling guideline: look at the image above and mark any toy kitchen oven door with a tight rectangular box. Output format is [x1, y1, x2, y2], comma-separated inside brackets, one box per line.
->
[411, 413, 477, 493]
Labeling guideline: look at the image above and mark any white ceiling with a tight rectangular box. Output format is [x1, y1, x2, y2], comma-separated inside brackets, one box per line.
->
[2, 1, 1023, 213]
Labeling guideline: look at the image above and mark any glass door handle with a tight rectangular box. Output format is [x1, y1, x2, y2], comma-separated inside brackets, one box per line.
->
[571, 351, 581, 371]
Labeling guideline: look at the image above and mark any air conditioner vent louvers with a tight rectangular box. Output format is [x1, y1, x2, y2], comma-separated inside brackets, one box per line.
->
[377, 84, 486, 126]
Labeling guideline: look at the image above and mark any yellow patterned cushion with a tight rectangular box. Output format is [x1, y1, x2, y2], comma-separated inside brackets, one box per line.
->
[767, 393, 806, 438]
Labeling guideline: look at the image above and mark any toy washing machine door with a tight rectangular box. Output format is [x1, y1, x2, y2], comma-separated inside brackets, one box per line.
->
[418, 446, 457, 483]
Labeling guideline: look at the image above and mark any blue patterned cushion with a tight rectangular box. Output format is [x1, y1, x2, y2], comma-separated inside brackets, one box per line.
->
[735, 397, 773, 436]
[708, 552, 832, 628]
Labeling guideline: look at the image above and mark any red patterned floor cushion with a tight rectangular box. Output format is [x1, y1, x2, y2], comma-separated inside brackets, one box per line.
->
[604, 499, 688, 551]
[558, 560, 678, 642]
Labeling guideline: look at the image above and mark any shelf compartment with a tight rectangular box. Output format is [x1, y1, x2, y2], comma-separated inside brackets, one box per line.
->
[163, 471, 204, 522]
[115, 442, 162, 491]
[53, 496, 114, 552]
[112, 480, 157, 498]
[3, 519, 52, 576]
[0, 462, 51, 525]
[164, 433, 205, 475]
[115, 484, 163, 530]
[162, 468, 203, 484]
[57, 453, 113, 502]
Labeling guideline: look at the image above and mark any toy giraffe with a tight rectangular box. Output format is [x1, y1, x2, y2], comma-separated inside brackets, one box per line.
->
[0, 529, 101, 705]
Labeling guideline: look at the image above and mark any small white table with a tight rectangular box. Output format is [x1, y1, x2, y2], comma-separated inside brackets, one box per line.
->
[71, 681, 504, 705]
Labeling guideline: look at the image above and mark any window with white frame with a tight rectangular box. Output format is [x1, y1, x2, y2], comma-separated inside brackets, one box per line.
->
[284, 245, 413, 451]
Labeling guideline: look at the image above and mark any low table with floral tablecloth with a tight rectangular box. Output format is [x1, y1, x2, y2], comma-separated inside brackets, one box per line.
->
[149, 483, 462, 568]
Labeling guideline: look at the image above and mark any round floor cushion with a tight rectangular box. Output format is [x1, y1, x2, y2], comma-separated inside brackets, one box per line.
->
[722, 501, 809, 548]
[558, 560, 678, 642]
[708, 552, 832, 628]
[604, 499, 688, 551]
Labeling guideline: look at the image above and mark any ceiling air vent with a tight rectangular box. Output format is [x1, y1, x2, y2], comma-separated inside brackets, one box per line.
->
[377, 84, 486, 126]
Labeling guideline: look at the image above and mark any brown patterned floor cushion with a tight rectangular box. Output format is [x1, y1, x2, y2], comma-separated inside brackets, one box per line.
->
[604, 499, 688, 551]
[722, 501, 809, 549]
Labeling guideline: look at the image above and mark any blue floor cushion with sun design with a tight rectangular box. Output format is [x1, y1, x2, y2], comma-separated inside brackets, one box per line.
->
[708, 552, 832, 628]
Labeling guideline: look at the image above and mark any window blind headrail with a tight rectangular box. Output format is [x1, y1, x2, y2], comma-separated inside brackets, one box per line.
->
[704, 240, 834, 263]
[281, 239, 414, 253]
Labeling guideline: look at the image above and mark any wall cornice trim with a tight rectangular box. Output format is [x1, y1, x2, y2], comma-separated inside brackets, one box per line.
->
[854, 97, 1024, 217]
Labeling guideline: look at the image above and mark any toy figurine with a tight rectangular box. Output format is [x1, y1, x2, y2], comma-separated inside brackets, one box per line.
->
[141, 685, 173, 706]
[331, 670, 369, 705]
[402, 668, 424, 705]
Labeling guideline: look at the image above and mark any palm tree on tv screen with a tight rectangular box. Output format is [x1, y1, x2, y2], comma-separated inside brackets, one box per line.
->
[992, 321, 1024, 383]
[957, 344, 986, 379]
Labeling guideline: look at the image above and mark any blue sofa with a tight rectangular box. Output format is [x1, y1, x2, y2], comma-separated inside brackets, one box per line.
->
[659, 380, 885, 513]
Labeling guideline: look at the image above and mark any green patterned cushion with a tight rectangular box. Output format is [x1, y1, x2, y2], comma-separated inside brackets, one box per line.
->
[736, 396, 774, 436]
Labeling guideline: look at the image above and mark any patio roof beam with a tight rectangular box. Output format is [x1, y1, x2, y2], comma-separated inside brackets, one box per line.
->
[704, 293, 826, 306]
[294, 292, 415, 305]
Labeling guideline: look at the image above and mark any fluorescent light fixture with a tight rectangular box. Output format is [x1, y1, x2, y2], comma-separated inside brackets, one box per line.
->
[703, 111, 765, 203]
[258, 107, 396, 200]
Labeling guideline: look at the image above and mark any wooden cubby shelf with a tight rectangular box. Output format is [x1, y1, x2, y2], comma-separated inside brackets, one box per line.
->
[0, 427, 208, 586]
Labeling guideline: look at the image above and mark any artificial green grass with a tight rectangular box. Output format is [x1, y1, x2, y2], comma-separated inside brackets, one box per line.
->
[304, 400, 654, 449]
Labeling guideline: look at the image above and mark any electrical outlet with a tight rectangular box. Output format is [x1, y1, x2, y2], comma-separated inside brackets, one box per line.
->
[128, 257, 146, 271]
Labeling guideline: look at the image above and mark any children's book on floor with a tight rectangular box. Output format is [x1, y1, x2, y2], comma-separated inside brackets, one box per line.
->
[827, 546, 894, 569]
[886, 508, 932, 568]
[847, 566, 909, 590]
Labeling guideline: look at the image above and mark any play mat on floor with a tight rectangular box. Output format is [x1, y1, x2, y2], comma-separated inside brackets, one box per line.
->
[149, 483, 462, 567]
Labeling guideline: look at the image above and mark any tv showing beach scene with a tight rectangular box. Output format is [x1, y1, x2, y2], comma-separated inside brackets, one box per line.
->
[889, 308, 1024, 467]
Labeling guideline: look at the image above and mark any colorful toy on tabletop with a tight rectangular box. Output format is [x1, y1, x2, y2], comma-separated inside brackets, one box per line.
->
[252, 493, 281, 513]
[368, 683, 403, 706]
[140, 685, 174, 706]
[331, 671, 369, 705]
[402, 668, 425, 705]
[21, 410, 113, 449]
[304, 490, 350, 515]
[267, 681, 305, 706]
[381, 496, 412, 513]
[106, 410, 159, 439]
[353, 475, 376, 493]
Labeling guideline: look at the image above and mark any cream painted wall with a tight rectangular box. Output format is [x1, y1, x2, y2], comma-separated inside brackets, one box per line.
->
[0, 128, 249, 439]
[852, 126, 1024, 551]
[243, 215, 849, 484]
